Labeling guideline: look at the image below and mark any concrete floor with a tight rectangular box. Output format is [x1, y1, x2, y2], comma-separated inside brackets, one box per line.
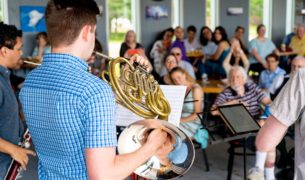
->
[19, 141, 257, 180]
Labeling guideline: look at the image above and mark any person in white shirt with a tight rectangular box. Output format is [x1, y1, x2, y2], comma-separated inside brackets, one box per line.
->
[184, 25, 201, 53]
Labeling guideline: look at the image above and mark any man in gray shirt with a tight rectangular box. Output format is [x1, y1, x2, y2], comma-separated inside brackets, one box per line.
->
[248, 57, 305, 180]
[0, 23, 35, 179]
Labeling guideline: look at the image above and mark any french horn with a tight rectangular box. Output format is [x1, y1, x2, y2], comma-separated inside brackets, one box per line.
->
[95, 51, 195, 179]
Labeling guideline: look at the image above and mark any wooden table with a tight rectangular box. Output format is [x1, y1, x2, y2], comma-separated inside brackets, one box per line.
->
[200, 80, 226, 94]
[187, 50, 204, 59]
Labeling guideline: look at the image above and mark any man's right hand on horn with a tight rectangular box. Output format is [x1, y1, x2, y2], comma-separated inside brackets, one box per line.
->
[146, 128, 174, 165]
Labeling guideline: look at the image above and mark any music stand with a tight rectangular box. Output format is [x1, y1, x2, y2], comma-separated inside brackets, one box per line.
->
[197, 104, 260, 180]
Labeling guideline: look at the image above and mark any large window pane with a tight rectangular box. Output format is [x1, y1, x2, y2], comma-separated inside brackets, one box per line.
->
[108, 0, 132, 57]
[249, 0, 263, 40]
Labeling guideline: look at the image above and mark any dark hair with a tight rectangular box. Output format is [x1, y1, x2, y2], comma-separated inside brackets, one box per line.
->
[45, 0, 100, 47]
[257, 24, 265, 33]
[35, 31, 50, 45]
[155, 27, 174, 41]
[235, 26, 245, 33]
[35, 32, 48, 40]
[163, 53, 177, 64]
[199, 26, 212, 46]
[187, 25, 196, 33]
[0, 22, 22, 49]
[213, 26, 229, 44]
[266, 53, 279, 62]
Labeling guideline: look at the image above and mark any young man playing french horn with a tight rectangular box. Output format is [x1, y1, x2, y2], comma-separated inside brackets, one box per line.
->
[20, 0, 171, 179]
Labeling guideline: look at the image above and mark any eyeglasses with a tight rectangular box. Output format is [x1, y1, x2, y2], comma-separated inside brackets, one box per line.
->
[267, 60, 277, 63]
[171, 53, 181, 56]
[53, 0, 100, 15]
[166, 60, 176, 64]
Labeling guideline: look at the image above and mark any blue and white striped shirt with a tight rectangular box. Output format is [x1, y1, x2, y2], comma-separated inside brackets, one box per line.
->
[20, 53, 117, 179]
[213, 82, 267, 118]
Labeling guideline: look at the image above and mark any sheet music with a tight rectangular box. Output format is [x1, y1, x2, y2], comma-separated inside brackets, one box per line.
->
[115, 85, 187, 127]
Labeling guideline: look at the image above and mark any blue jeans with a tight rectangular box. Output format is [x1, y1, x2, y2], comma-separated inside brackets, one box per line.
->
[0, 155, 12, 179]
[198, 60, 226, 79]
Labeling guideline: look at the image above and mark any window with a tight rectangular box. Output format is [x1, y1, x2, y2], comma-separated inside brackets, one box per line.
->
[108, 0, 133, 57]
[0, 0, 8, 23]
[249, 0, 263, 40]
[206, 0, 211, 27]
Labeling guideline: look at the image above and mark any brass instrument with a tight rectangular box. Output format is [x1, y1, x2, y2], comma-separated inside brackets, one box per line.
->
[96, 51, 170, 120]
[22, 57, 41, 68]
[95, 51, 195, 179]
[4, 129, 32, 180]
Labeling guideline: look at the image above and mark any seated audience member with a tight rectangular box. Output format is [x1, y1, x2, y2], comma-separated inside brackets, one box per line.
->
[270, 55, 305, 100]
[150, 27, 174, 75]
[199, 26, 217, 59]
[199, 26, 231, 79]
[32, 32, 51, 60]
[249, 24, 278, 74]
[159, 47, 195, 78]
[233, 26, 249, 55]
[288, 23, 305, 56]
[282, 25, 296, 47]
[119, 30, 144, 58]
[210, 66, 276, 180]
[87, 39, 105, 76]
[223, 38, 250, 77]
[159, 54, 178, 85]
[184, 25, 201, 53]
[170, 26, 188, 61]
[169, 67, 204, 138]
[258, 53, 286, 92]
[211, 66, 271, 119]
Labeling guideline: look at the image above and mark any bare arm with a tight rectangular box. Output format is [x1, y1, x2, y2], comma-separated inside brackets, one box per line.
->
[86, 146, 153, 180]
[210, 99, 240, 116]
[0, 138, 36, 170]
[240, 50, 250, 72]
[256, 115, 288, 151]
[86, 129, 170, 180]
[222, 50, 233, 75]
[210, 42, 227, 61]
[261, 96, 272, 106]
[181, 86, 203, 122]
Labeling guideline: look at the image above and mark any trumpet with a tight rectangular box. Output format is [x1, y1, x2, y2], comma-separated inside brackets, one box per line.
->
[95, 51, 195, 179]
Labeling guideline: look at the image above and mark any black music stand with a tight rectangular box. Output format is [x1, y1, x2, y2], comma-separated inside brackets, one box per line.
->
[197, 104, 260, 180]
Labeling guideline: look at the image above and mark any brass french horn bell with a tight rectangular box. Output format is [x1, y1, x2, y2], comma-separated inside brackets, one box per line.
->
[95, 51, 195, 179]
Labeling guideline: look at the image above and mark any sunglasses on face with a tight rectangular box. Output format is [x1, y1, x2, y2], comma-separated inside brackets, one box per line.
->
[171, 53, 181, 56]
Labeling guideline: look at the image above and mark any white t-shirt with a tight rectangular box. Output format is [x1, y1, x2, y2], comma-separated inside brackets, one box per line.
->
[184, 38, 201, 53]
